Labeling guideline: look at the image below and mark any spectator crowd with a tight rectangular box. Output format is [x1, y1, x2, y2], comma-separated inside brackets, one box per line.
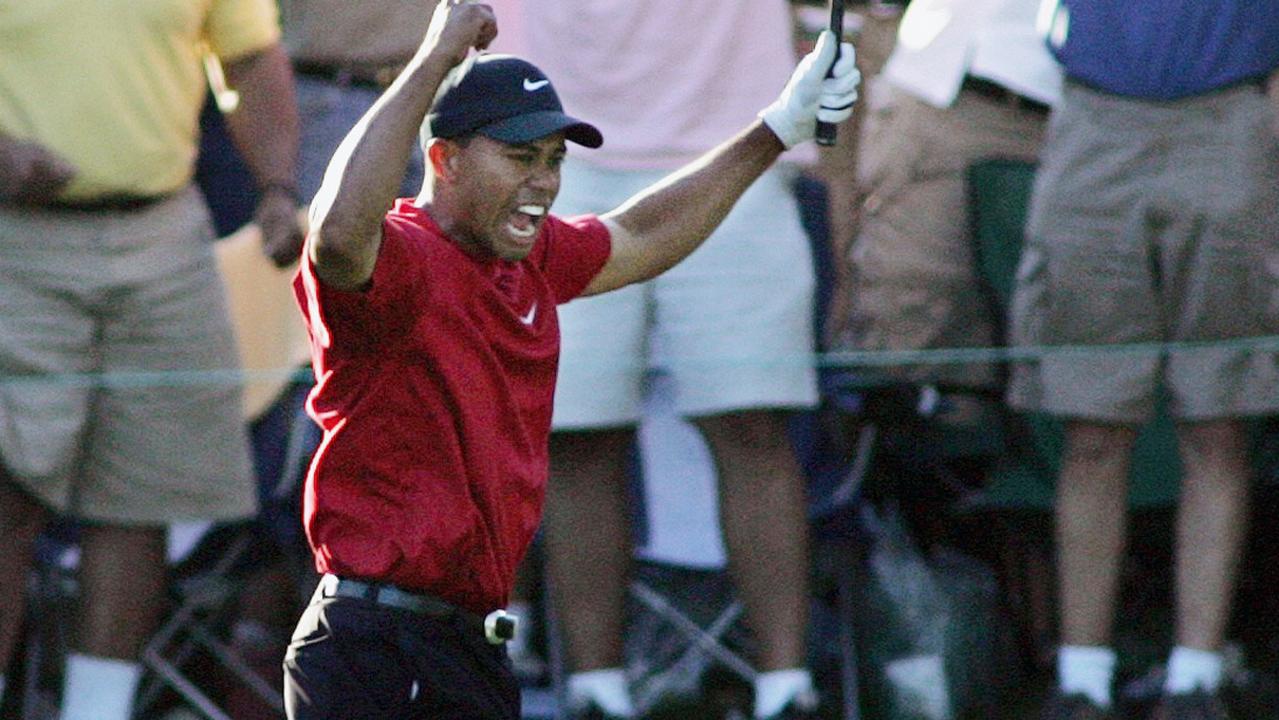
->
[0, 0, 1277, 719]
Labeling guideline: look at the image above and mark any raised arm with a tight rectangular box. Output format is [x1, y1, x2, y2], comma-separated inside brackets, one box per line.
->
[582, 31, 859, 296]
[306, 0, 497, 291]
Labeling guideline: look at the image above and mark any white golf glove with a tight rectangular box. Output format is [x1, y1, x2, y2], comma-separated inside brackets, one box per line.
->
[759, 31, 860, 149]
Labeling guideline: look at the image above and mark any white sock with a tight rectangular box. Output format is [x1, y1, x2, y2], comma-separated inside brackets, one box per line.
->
[1058, 645, 1116, 709]
[754, 668, 816, 719]
[60, 653, 143, 720]
[567, 668, 634, 718]
[1164, 646, 1224, 694]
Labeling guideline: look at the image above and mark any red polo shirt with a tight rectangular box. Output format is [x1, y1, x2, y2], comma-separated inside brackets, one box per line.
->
[292, 200, 611, 613]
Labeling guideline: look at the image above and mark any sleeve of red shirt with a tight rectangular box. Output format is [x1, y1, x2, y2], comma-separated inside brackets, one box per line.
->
[541, 214, 613, 304]
[294, 218, 421, 353]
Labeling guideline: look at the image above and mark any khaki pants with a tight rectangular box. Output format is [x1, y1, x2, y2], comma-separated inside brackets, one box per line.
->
[835, 87, 1048, 390]
[0, 187, 254, 522]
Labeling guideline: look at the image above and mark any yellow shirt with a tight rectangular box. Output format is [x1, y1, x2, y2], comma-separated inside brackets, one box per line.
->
[0, 0, 280, 200]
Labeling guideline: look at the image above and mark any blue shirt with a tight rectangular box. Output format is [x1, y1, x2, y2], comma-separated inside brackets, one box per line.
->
[1047, 0, 1279, 100]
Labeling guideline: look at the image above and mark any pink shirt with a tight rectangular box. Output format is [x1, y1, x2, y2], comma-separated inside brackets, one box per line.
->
[293, 201, 611, 613]
[490, 0, 804, 170]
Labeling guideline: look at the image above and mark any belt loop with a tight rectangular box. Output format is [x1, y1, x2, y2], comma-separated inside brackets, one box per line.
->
[319, 573, 338, 598]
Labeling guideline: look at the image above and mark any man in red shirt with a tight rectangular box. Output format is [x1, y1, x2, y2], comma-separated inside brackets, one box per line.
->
[284, 1, 859, 718]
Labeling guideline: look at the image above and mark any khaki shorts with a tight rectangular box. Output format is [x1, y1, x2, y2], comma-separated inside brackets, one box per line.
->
[836, 87, 1048, 391]
[1008, 80, 1279, 423]
[551, 159, 818, 430]
[0, 187, 255, 523]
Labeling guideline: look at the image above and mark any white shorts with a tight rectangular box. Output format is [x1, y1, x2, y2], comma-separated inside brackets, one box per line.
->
[552, 158, 818, 430]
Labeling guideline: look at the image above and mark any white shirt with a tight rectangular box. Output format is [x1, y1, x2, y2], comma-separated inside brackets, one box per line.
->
[882, 0, 1062, 109]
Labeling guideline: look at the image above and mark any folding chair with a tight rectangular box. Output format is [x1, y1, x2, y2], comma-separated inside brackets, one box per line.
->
[134, 379, 317, 720]
[12, 535, 272, 719]
[135, 522, 277, 720]
[537, 373, 773, 717]
[624, 372, 755, 717]
[7, 522, 78, 720]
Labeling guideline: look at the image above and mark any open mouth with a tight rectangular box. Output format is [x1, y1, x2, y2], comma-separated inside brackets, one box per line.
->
[506, 204, 546, 239]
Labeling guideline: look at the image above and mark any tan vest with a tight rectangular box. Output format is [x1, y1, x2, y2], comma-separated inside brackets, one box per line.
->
[281, 0, 437, 70]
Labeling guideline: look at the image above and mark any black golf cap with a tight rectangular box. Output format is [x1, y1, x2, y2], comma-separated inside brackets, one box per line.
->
[427, 54, 603, 148]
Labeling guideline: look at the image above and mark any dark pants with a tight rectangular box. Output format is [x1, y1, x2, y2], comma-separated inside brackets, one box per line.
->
[283, 593, 520, 719]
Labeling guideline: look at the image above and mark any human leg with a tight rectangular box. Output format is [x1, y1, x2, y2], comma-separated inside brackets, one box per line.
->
[81, 188, 255, 524]
[648, 165, 817, 717]
[544, 428, 636, 717]
[1162, 419, 1249, 694]
[0, 207, 108, 709]
[544, 161, 655, 717]
[1152, 84, 1279, 707]
[0, 473, 52, 679]
[695, 410, 817, 719]
[56, 523, 166, 720]
[1054, 421, 1137, 710]
[74, 523, 167, 660]
[60, 191, 253, 719]
[695, 410, 808, 673]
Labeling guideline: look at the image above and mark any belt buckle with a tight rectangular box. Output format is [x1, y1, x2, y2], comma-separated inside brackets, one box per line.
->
[483, 609, 518, 644]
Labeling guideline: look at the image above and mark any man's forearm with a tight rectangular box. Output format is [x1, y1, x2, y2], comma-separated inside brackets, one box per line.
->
[587, 30, 858, 296]
[223, 44, 300, 195]
[589, 121, 784, 294]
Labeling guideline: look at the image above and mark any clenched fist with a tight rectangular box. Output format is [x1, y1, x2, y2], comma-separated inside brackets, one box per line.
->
[0, 134, 77, 203]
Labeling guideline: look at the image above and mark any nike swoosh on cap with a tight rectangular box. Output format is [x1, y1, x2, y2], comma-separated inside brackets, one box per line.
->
[523, 78, 550, 91]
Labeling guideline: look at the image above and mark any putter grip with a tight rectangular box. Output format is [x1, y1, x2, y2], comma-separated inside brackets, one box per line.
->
[815, 0, 845, 146]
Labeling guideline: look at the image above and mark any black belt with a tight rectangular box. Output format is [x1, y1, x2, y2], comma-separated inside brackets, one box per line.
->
[41, 194, 169, 213]
[1068, 74, 1270, 99]
[293, 61, 397, 90]
[961, 76, 1052, 116]
[317, 574, 517, 644]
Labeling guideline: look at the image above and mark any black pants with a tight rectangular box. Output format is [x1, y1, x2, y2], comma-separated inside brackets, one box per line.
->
[283, 593, 520, 719]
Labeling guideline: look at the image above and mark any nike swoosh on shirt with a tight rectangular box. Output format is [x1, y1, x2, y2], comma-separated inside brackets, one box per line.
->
[523, 78, 550, 91]
[519, 303, 538, 325]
